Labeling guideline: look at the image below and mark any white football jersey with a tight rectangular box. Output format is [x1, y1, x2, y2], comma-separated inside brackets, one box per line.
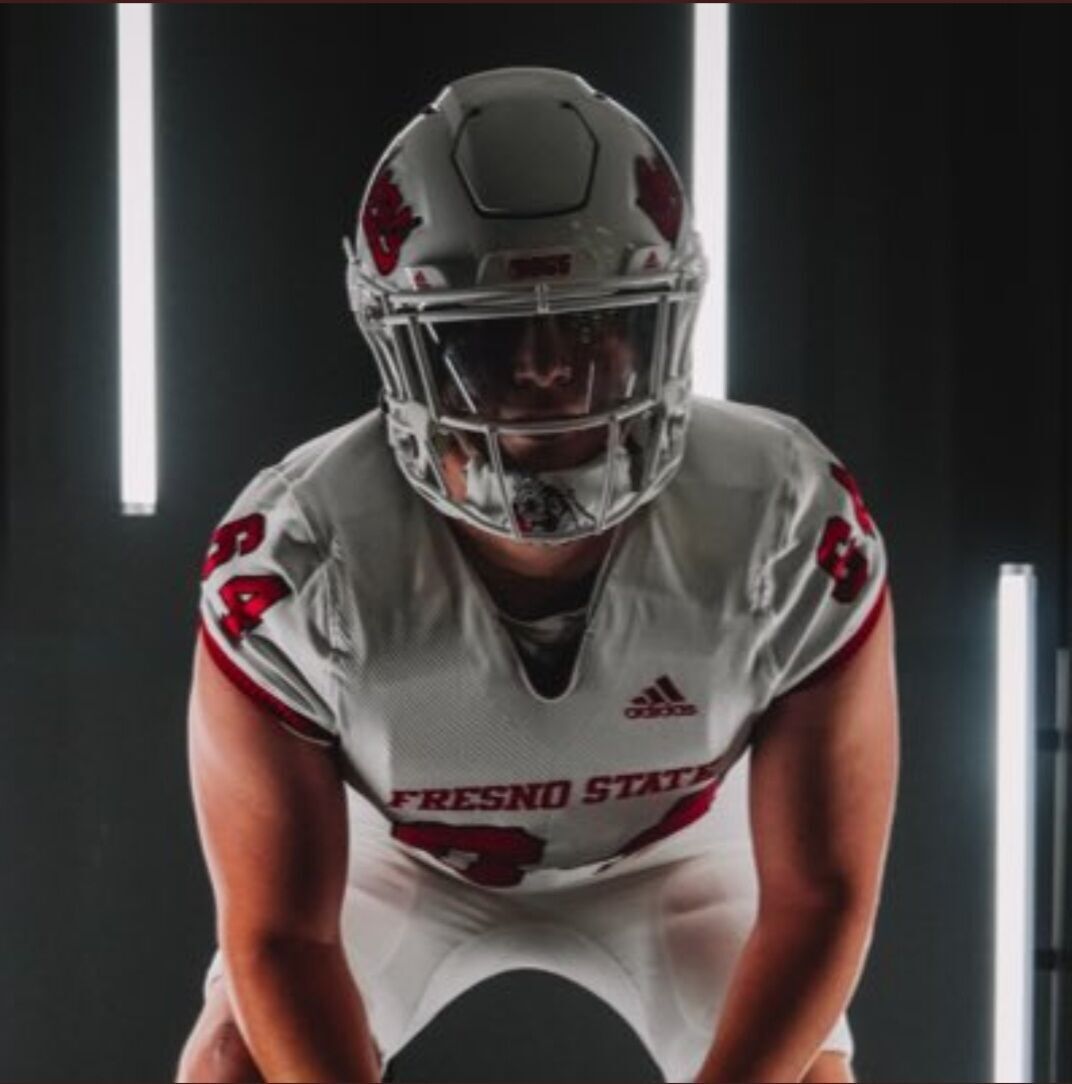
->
[198, 398, 888, 892]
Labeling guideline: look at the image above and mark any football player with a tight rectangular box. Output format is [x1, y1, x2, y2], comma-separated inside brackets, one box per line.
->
[177, 68, 898, 1084]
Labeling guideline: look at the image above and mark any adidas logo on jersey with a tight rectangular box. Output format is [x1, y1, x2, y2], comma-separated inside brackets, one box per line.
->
[624, 676, 699, 719]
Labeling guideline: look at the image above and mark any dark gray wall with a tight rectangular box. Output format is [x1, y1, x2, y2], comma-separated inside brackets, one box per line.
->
[729, 9, 1071, 1083]
[1, 6, 687, 1082]
[1, 5, 1069, 1083]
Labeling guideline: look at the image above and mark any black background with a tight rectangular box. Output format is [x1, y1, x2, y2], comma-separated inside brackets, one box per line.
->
[1, 6, 1069, 1082]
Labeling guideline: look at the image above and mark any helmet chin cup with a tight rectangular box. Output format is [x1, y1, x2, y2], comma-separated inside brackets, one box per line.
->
[346, 67, 707, 543]
[462, 440, 636, 543]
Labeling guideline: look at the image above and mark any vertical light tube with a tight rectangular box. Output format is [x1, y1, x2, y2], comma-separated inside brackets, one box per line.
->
[1049, 648, 1069, 1084]
[994, 564, 1038, 1083]
[118, 4, 157, 515]
[690, 3, 729, 402]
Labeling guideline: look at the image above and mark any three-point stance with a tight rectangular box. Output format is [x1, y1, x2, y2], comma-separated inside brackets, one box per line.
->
[178, 68, 899, 1084]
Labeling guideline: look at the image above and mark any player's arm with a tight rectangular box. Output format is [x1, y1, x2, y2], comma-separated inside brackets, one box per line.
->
[188, 631, 380, 1084]
[694, 589, 899, 1083]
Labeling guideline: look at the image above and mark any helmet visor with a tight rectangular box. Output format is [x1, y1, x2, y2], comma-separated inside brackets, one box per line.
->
[419, 305, 660, 425]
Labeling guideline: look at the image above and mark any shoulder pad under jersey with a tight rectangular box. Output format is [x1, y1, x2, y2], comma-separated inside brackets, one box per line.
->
[760, 416, 889, 700]
[198, 467, 340, 745]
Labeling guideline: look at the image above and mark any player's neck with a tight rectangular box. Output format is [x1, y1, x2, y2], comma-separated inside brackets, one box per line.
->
[447, 518, 618, 620]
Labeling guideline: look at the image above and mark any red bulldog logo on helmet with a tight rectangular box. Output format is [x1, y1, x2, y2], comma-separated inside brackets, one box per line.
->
[361, 166, 423, 275]
[635, 151, 683, 244]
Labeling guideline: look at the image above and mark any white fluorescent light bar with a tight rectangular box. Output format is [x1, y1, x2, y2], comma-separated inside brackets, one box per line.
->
[993, 563, 1037, 1083]
[118, 4, 158, 515]
[690, 3, 729, 402]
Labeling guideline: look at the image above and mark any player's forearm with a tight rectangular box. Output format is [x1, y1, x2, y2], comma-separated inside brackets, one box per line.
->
[693, 901, 874, 1084]
[225, 934, 380, 1083]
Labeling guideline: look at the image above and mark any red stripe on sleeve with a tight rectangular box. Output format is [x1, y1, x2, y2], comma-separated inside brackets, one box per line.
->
[198, 619, 337, 745]
[777, 581, 889, 699]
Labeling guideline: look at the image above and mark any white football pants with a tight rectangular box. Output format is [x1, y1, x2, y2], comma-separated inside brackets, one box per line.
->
[203, 764, 853, 1082]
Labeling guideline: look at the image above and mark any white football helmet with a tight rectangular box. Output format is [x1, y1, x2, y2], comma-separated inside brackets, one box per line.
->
[344, 67, 705, 543]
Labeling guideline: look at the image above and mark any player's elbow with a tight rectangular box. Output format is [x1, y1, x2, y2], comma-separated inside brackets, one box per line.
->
[220, 922, 342, 976]
[759, 871, 884, 932]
